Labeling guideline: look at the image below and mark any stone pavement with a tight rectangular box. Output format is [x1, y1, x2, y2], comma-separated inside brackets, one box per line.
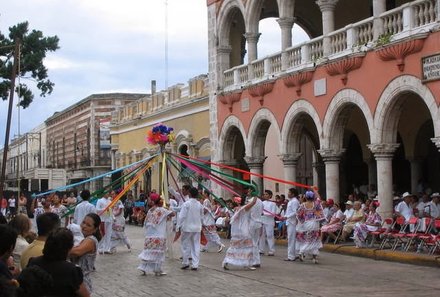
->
[92, 225, 440, 297]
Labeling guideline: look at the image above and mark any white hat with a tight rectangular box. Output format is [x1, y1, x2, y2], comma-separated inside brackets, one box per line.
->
[402, 192, 412, 198]
[431, 192, 440, 198]
[345, 201, 353, 205]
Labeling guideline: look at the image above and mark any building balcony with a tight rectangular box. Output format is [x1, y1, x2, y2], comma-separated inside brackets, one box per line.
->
[221, 0, 438, 93]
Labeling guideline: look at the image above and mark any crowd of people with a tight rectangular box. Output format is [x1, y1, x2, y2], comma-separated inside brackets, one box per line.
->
[1, 183, 440, 296]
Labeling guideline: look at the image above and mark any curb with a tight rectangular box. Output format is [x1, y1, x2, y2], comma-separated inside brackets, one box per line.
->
[275, 238, 440, 268]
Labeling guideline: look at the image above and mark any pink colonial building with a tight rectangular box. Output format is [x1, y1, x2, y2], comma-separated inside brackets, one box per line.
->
[206, 0, 440, 218]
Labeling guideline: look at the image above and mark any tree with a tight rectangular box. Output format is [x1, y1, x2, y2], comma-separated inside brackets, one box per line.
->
[0, 21, 59, 108]
[0, 22, 59, 199]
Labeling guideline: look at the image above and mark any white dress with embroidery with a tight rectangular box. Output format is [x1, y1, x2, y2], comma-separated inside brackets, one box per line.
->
[138, 206, 172, 273]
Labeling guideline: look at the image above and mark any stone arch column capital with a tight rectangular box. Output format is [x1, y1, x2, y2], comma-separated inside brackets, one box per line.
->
[276, 17, 296, 29]
[368, 143, 400, 159]
[244, 156, 267, 168]
[315, 0, 339, 11]
[217, 45, 232, 54]
[318, 149, 345, 162]
[279, 153, 302, 166]
[243, 32, 261, 43]
[219, 159, 239, 167]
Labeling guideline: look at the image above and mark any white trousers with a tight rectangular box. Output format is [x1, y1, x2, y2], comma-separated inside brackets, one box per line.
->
[287, 223, 298, 260]
[259, 221, 275, 254]
[98, 221, 113, 253]
[180, 231, 201, 268]
[250, 226, 261, 265]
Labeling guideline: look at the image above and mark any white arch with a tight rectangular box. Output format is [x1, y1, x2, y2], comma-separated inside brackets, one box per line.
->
[247, 108, 282, 157]
[244, 0, 265, 33]
[374, 75, 440, 144]
[217, 0, 246, 44]
[281, 99, 323, 155]
[218, 115, 247, 161]
[322, 89, 374, 150]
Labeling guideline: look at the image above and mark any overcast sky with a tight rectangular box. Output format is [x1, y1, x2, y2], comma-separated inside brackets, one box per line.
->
[0, 0, 307, 149]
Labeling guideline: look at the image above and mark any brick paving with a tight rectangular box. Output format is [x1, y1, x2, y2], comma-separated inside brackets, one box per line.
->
[92, 225, 440, 297]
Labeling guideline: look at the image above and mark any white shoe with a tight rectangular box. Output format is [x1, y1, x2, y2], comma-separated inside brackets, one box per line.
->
[247, 266, 256, 271]
[217, 244, 225, 253]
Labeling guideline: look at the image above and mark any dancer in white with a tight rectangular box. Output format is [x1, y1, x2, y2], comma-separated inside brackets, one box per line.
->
[222, 196, 257, 270]
[259, 190, 277, 256]
[138, 195, 174, 276]
[247, 188, 263, 268]
[201, 192, 225, 253]
[176, 187, 204, 270]
[96, 193, 113, 254]
[110, 191, 131, 252]
[284, 188, 300, 261]
[73, 190, 96, 225]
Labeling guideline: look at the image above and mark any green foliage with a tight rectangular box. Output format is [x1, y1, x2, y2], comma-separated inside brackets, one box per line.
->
[0, 21, 59, 108]
[375, 32, 393, 47]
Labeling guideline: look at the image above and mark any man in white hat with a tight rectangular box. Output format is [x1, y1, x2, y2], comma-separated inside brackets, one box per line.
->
[427, 193, 440, 219]
[342, 201, 354, 224]
[394, 192, 413, 222]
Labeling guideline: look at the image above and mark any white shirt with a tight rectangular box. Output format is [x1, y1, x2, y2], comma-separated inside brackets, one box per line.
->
[169, 186, 188, 206]
[343, 208, 354, 222]
[261, 200, 277, 224]
[285, 197, 299, 226]
[73, 201, 96, 224]
[395, 201, 413, 221]
[248, 197, 263, 228]
[426, 201, 439, 218]
[177, 198, 203, 232]
[96, 197, 113, 222]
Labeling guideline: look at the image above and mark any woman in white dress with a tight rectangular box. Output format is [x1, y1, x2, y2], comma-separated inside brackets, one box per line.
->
[110, 193, 131, 253]
[201, 193, 225, 252]
[296, 189, 325, 264]
[222, 196, 257, 270]
[138, 195, 175, 276]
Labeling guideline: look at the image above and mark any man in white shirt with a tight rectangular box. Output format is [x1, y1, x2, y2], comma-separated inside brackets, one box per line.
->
[73, 189, 96, 225]
[259, 190, 277, 256]
[394, 192, 414, 222]
[284, 188, 300, 261]
[176, 187, 204, 270]
[427, 193, 440, 219]
[246, 187, 263, 268]
[96, 192, 113, 254]
[169, 184, 190, 206]
[342, 201, 354, 223]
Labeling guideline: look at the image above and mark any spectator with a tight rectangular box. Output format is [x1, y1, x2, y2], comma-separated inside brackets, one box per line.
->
[70, 213, 101, 294]
[20, 212, 60, 269]
[8, 195, 17, 218]
[15, 265, 54, 297]
[320, 202, 344, 242]
[8, 214, 31, 271]
[124, 193, 135, 224]
[0, 224, 18, 280]
[340, 201, 365, 242]
[394, 192, 414, 222]
[353, 201, 382, 248]
[27, 228, 90, 296]
[51, 193, 69, 227]
[73, 190, 96, 225]
[18, 194, 28, 216]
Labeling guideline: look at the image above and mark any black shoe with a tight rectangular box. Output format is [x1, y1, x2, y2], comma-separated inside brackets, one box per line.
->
[181, 265, 190, 270]
[293, 256, 300, 261]
[190, 267, 198, 271]
[252, 264, 261, 268]
[284, 258, 294, 261]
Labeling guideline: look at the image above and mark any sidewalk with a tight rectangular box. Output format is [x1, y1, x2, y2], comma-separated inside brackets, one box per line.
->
[275, 238, 440, 268]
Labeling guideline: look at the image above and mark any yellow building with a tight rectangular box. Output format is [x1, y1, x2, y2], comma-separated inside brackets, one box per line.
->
[110, 75, 210, 196]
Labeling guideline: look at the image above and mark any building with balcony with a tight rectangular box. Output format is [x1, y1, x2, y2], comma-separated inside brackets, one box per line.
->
[110, 76, 210, 196]
[207, 0, 440, 218]
[45, 93, 145, 192]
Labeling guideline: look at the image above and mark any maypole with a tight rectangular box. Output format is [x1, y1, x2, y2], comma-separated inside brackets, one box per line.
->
[146, 123, 174, 205]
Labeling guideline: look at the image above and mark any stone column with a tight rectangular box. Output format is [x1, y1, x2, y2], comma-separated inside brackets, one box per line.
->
[368, 143, 400, 219]
[316, 0, 339, 56]
[372, 0, 387, 39]
[409, 158, 422, 194]
[318, 149, 345, 203]
[244, 156, 266, 196]
[277, 17, 295, 50]
[280, 153, 302, 194]
[216, 45, 232, 87]
[218, 159, 239, 198]
[243, 32, 261, 63]
[366, 157, 377, 190]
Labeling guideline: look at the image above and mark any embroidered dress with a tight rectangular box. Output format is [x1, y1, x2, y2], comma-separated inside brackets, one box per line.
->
[74, 235, 98, 293]
[202, 205, 223, 250]
[222, 207, 253, 268]
[110, 200, 130, 251]
[138, 206, 172, 274]
[296, 201, 325, 256]
[321, 209, 344, 233]
[353, 211, 382, 247]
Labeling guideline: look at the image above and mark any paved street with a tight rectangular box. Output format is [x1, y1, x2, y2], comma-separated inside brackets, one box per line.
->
[92, 225, 440, 297]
